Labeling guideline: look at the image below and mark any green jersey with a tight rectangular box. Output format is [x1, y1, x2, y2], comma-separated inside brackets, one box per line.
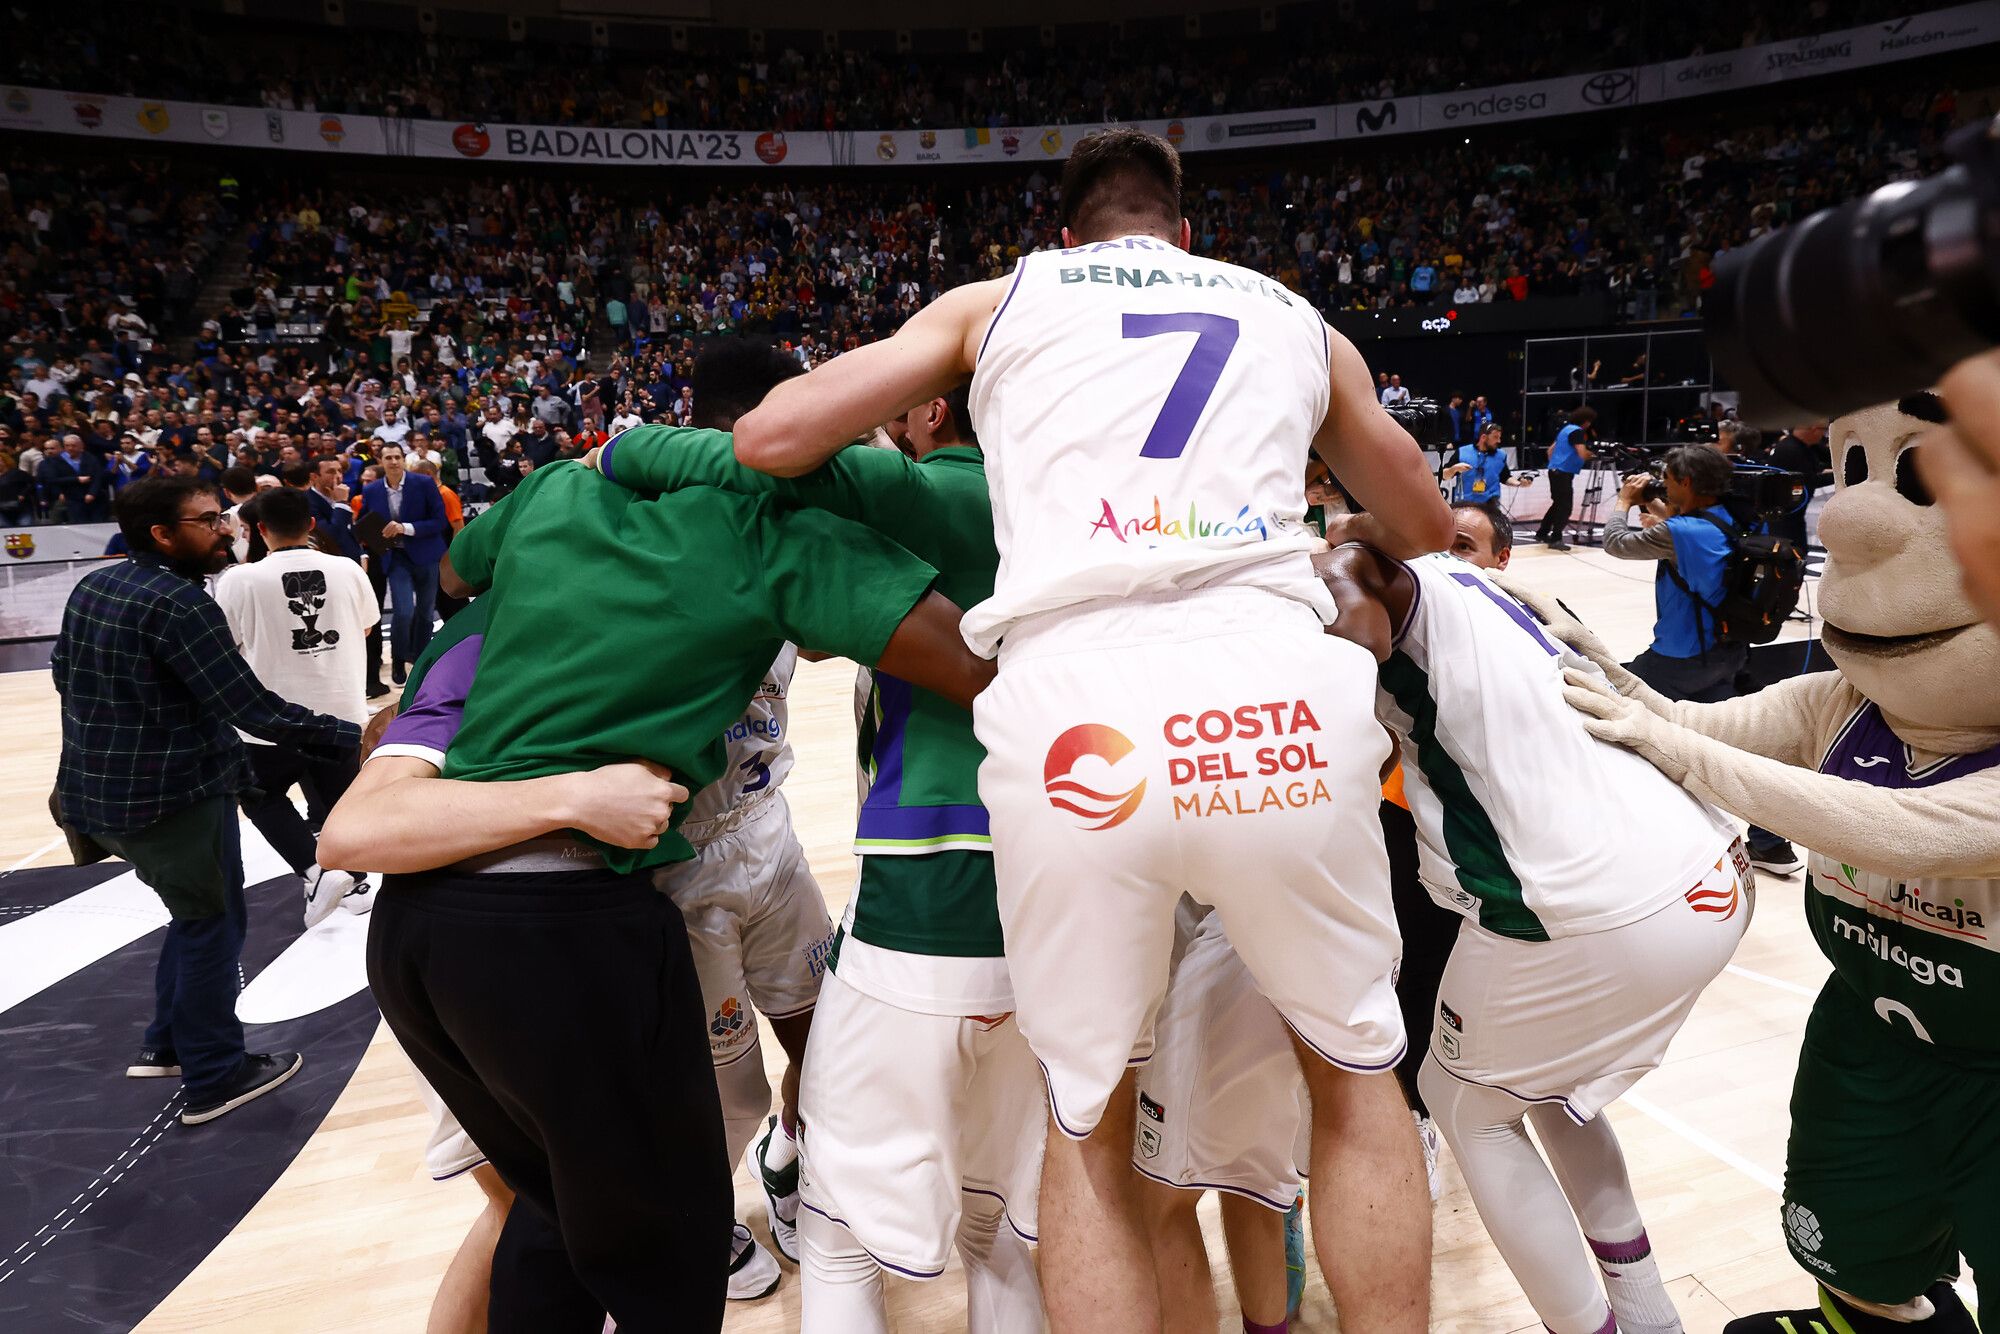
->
[598, 427, 1009, 1009]
[441, 458, 938, 874]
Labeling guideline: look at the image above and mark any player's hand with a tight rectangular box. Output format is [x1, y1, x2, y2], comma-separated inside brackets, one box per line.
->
[1927, 350, 2000, 626]
[562, 760, 688, 849]
[1562, 668, 1691, 782]
[581, 445, 604, 472]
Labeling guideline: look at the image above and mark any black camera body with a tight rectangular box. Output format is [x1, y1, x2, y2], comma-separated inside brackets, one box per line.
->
[1710, 114, 2000, 425]
[1591, 439, 1801, 522]
[1384, 396, 1455, 449]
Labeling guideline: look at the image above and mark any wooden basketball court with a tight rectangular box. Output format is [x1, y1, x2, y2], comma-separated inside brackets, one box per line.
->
[0, 541, 1898, 1331]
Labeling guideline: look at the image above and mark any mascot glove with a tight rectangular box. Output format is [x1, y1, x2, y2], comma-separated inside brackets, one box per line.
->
[1495, 577, 1629, 690]
[1562, 668, 1694, 782]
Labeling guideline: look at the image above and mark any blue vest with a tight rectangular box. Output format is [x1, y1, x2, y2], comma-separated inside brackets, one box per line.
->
[1548, 424, 1586, 473]
[1651, 505, 1736, 659]
[1452, 446, 1508, 503]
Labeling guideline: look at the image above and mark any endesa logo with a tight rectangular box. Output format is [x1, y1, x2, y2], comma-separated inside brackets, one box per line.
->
[1043, 724, 1147, 830]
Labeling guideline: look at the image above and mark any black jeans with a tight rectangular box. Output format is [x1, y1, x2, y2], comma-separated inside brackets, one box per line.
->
[237, 743, 360, 876]
[1536, 469, 1577, 543]
[94, 797, 248, 1097]
[1627, 647, 1785, 854]
[367, 868, 729, 1334]
[1383, 799, 1460, 1119]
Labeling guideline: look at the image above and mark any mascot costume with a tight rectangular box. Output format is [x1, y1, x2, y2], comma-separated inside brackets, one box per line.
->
[1514, 394, 1999, 1334]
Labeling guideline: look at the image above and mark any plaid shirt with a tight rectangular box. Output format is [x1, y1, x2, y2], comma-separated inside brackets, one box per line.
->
[53, 554, 362, 835]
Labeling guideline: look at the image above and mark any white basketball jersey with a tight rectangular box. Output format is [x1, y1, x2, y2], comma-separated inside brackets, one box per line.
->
[963, 237, 1335, 654]
[1377, 554, 1738, 940]
[683, 644, 798, 827]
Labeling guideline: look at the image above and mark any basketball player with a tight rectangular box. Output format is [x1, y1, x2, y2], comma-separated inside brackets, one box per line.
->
[733, 127, 1452, 1327]
[589, 390, 1047, 1332]
[321, 467, 995, 1334]
[1317, 538, 1751, 1334]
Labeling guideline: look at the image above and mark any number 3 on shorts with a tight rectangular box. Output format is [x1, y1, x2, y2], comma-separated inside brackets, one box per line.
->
[1123, 312, 1241, 459]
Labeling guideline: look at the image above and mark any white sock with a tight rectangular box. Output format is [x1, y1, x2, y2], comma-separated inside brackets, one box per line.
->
[764, 1112, 800, 1172]
[1590, 1237, 1680, 1334]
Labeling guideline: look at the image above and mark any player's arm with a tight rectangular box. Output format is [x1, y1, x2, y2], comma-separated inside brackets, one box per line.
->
[768, 504, 995, 708]
[594, 425, 928, 539]
[1313, 331, 1454, 559]
[1311, 543, 1416, 664]
[734, 279, 1008, 477]
[440, 467, 545, 597]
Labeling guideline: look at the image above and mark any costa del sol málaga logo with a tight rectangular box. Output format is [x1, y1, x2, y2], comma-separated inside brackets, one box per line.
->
[1043, 724, 1146, 830]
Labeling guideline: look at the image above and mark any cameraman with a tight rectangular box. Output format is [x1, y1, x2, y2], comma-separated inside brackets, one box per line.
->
[1443, 422, 1531, 505]
[1532, 406, 1596, 551]
[1602, 443, 1799, 873]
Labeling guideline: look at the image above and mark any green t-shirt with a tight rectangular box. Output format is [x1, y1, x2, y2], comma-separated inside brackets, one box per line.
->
[597, 426, 1007, 974]
[443, 459, 939, 873]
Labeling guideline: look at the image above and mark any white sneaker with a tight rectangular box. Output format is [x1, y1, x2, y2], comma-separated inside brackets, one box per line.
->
[302, 865, 359, 928]
[727, 1222, 781, 1301]
[1415, 1111, 1443, 1202]
[339, 875, 374, 916]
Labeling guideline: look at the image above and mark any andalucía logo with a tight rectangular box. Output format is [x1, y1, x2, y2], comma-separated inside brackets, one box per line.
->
[1043, 723, 1146, 829]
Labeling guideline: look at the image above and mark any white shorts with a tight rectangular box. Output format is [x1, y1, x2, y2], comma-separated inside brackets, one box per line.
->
[655, 794, 834, 1066]
[975, 587, 1404, 1136]
[798, 970, 1044, 1278]
[1133, 907, 1309, 1211]
[409, 1062, 486, 1181]
[1429, 840, 1752, 1121]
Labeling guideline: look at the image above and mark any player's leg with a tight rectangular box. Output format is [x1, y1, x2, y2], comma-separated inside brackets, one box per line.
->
[1529, 1108, 1679, 1334]
[1382, 795, 1454, 1197]
[1038, 1066, 1160, 1329]
[1134, 1180, 1215, 1334]
[1419, 1057, 1612, 1334]
[427, 1164, 514, 1334]
[798, 1207, 889, 1334]
[1296, 1045, 1431, 1333]
[1219, 1194, 1290, 1333]
[739, 797, 834, 1261]
[957, 1190, 1044, 1334]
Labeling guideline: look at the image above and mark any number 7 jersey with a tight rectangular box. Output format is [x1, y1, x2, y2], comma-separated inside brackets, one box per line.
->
[963, 236, 1335, 655]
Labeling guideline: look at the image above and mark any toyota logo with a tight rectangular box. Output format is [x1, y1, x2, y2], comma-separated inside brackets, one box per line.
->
[1581, 70, 1636, 106]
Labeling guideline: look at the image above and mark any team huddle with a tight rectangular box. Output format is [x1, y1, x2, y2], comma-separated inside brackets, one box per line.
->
[310, 128, 1872, 1334]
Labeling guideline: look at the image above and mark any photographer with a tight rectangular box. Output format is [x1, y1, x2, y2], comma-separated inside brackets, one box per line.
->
[1601, 443, 1798, 873]
[1532, 406, 1596, 551]
[1443, 422, 1531, 505]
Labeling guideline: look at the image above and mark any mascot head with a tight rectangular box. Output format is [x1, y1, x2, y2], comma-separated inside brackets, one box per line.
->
[1816, 394, 2000, 730]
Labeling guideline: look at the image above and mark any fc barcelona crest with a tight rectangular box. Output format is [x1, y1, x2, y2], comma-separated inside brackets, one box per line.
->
[6, 532, 35, 559]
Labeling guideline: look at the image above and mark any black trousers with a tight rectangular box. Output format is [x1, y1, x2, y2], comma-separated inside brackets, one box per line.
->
[237, 743, 359, 876]
[1536, 469, 1577, 543]
[1382, 799, 1459, 1118]
[363, 558, 388, 685]
[367, 869, 729, 1334]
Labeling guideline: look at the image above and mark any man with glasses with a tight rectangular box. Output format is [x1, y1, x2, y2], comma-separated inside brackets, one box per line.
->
[53, 476, 359, 1124]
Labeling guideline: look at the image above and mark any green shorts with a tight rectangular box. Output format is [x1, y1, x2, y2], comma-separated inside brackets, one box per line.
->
[1780, 978, 2000, 1304]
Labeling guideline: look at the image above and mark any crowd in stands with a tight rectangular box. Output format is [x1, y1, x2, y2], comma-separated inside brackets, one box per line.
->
[0, 69, 1980, 526]
[15, 0, 1916, 131]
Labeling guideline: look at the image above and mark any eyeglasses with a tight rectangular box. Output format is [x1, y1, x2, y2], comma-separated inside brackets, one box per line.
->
[175, 513, 231, 530]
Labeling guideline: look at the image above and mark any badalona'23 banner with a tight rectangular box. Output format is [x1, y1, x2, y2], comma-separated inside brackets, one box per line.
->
[2, 2, 1994, 169]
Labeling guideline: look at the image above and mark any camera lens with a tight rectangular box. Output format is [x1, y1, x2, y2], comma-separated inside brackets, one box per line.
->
[1708, 154, 2000, 427]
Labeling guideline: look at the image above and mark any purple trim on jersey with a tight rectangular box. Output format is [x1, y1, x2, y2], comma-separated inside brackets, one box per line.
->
[864, 672, 914, 807]
[1131, 1161, 1297, 1213]
[1286, 1019, 1407, 1076]
[597, 433, 622, 484]
[1425, 1050, 1589, 1122]
[855, 802, 992, 843]
[376, 634, 484, 758]
[975, 256, 1031, 364]
[1389, 558, 1425, 648]
[1589, 1232, 1652, 1264]
[430, 1155, 490, 1183]
[1817, 701, 2000, 788]
[796, 1200, 947, 1279]
[1450, 570, 1562, 656]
